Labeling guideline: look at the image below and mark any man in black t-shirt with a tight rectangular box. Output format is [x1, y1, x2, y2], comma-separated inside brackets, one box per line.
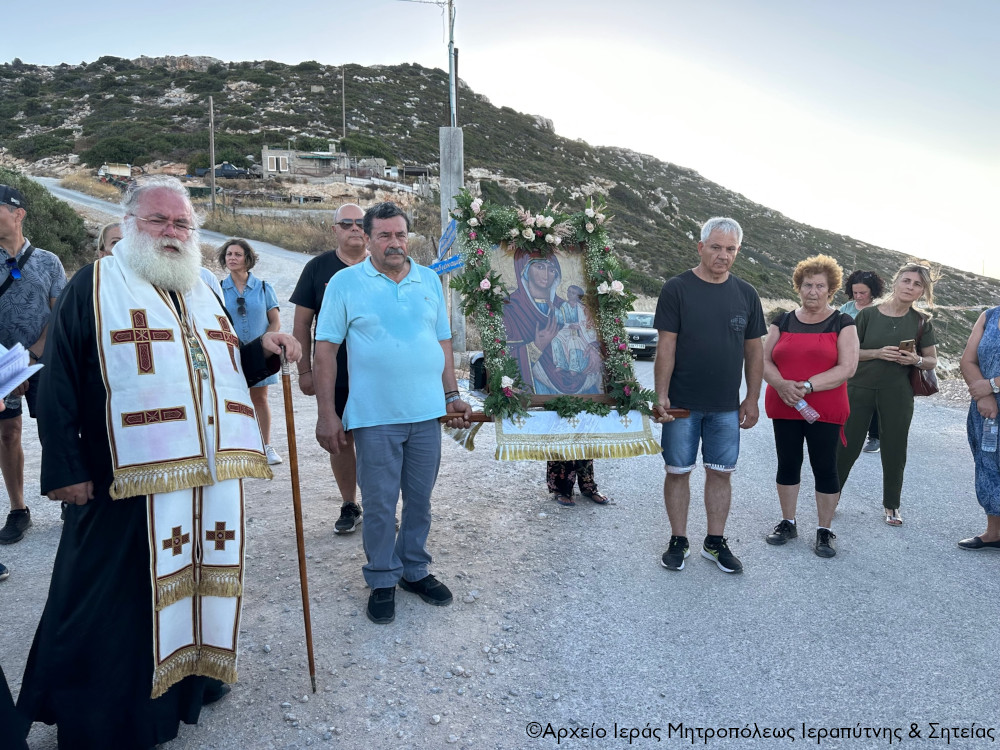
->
[291, 203, 368, 533]
[652, 217, 766, 575]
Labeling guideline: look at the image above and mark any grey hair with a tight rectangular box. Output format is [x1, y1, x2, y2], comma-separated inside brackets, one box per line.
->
[700, 217, 743, 245]
[121, 175, 199, 229]
[363, 201, 410, 236]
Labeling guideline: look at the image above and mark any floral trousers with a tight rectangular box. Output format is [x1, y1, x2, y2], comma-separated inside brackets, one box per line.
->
[546, 460, 598, 496]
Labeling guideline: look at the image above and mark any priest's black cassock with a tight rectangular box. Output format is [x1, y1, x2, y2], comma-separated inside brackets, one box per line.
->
[16, 262, 277, 749]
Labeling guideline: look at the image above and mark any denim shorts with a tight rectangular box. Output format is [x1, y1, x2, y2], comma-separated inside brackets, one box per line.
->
[660, 409, 740, 473]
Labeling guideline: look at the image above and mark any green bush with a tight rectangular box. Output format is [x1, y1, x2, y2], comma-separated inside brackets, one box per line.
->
[8, 131, 75, 159]
[0, 167, 89, 266]
[81, 137, 146, 167]
[341, 133, 397, 165]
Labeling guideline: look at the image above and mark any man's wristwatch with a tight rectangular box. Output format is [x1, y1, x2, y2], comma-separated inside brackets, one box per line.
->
[991, 377, 1000, 395]
[803, 380, 814, 394]
[28, 350, 39, 363]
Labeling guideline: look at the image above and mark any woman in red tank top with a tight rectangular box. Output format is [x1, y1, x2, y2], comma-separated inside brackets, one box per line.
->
[762, 255, 859, 558]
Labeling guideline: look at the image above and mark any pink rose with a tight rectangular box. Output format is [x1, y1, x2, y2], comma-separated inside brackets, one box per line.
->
[469, 231, 478, 240]
[618, 343, 627, 351]
[624, 385, 632, 396]
[476, 248, 484, 255]
[479, 278, 492, 291]
[613, 336, 620, 343]
[503, 387, 513, 397]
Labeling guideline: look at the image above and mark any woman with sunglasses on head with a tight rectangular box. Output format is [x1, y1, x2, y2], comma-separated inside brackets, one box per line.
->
[840, 270, 886, 453]
[837, 262, 938, 526]
[218, 238, 283, 465]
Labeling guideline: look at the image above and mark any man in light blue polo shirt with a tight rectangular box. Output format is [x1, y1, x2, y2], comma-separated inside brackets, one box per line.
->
[313, 201, 471, 625]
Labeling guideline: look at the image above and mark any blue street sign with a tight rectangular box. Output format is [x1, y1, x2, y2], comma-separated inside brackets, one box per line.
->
[430, 254, 465, 276]
[438, 219, 458, 260]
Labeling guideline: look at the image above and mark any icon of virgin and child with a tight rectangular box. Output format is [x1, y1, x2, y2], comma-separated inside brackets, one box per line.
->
[501, 247, 604, 395]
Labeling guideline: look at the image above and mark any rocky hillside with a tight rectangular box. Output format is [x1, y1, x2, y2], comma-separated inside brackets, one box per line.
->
[0, 55, 995, 362]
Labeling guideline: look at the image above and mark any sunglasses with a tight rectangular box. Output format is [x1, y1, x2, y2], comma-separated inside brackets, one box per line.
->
[5, 257, 21, 280]
[236, 297, 246, 316]
[336, 219, 364, 229]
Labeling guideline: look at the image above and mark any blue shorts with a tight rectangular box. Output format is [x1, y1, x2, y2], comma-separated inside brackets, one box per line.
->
[660, 409, 740, 474]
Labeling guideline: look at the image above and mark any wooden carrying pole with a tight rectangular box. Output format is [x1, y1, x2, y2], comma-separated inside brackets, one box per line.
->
[280, 350, 317, 693]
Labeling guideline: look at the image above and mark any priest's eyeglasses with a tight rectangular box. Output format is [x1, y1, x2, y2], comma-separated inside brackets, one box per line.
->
[132, 216, 195, 236]
[236, 297, 246, 316]
[4, 257, 22, 280]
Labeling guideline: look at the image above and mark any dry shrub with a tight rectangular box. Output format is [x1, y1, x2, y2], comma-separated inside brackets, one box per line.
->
[200, 213, 332, 255]
[60, 173, 123, 202]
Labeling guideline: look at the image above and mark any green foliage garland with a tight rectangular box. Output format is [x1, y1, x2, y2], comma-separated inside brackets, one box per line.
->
[449, 188, 657, 420]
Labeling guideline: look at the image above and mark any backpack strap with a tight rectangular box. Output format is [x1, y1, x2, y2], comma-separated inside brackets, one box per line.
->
[0, 245, 35, 299]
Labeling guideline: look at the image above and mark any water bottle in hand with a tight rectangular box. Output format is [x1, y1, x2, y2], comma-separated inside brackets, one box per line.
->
[795, 399, 820, 424]
[983, 417, 998, 453]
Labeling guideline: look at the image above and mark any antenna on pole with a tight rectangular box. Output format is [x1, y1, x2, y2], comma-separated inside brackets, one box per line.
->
[397, 0, 457, 126]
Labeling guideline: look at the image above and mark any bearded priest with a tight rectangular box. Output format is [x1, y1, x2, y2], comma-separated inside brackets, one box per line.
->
[16, 176, 301, 749]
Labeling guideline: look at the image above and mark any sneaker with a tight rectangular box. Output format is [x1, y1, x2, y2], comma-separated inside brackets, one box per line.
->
[701, 537, 743, 573]
[0, 508, 31, 545]
[264, 445, 282, 465]
[766, 519, 798, 546]
[334, 502, 363, 534]
[814, 528, 837, 558]
[398, 574, 453, 606]
[366, 586, 396, 624]
[660, 535, 690, 571]
[862, 437, 880, 453]
[0, 562, 8, 581]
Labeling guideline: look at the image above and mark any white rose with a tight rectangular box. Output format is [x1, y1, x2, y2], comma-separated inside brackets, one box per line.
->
[522, 228, 534, 240]
[501, 375, 514, 388]
[610, 280, 625, 295]
[585, 222, 595, 233]
[585, 208, 595, 218]
[597, 281, 610, 295]
[523, 216, 535, 228]
[553, 235, 562, 245]
[545, 234, 556, 244]
[508, 228, 519, 238]
[596, 213, 606, 224]
[468, 217, 479, 227]
[470, 199, 483, 213]
[545, 216, 555, 228]
[535, 214, 546, 227]
[452, 209, 463, 218]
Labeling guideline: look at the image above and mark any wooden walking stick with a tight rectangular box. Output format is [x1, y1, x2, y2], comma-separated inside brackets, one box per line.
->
[280, 348, 317, 693]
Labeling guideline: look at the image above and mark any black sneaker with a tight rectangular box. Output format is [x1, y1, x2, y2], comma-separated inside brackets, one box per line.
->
[398, 574, 453, 606]
[0, 508, 31, 545]
[766, 519, 798, 546]
[814, 529, 837, 558]
[701, 537, 743, 573]
[660, 535, 690, 571]
[334, 502, 362, 534]
[862, 437, 880, 453]
[0, 562, 8, 581]
[366, 586, 396, 624]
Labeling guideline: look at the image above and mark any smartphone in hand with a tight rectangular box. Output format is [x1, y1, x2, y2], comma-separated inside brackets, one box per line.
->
[899, 339, 916, 353]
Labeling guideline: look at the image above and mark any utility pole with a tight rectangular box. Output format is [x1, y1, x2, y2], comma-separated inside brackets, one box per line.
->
[208, 96, 217, 213]
[342, 64, 347, 142]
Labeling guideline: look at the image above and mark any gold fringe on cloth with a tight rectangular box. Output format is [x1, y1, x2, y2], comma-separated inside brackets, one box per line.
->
[494, 433, 661, 461]
[151, 645, 238, 699]
[215, 451, 273, 482]
[443, 423, 483, 452]
[154, 568, 196, 611]
[200, 566, 243, 598]
[111, 458, 213, 500]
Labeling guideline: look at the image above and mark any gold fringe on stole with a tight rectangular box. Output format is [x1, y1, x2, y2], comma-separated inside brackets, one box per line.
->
[111, 458, 213, 500]
[494, 436, 661, 461]
[199, 566, 243, 598]
[215, 451, 273, 482]
[154, 568, 196, 611]
[151, 645, 238, 699]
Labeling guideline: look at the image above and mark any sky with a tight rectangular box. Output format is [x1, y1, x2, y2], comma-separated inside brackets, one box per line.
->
[5, 0, 998, 276]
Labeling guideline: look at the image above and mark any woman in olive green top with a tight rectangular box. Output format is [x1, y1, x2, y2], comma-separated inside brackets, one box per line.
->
[837, 263, 938, 525]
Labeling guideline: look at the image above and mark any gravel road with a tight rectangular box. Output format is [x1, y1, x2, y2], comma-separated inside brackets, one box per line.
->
[3, 183, 997, 749]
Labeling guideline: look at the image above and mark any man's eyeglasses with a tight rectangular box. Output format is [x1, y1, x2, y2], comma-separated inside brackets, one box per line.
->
[336, 219, 364, 229]
[132, 216, 195, 236]
[236, 297, 246, 316]
[4, 257, 21, 280]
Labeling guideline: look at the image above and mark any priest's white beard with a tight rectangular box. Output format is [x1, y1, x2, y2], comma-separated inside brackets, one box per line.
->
[119, 226, 203, 292]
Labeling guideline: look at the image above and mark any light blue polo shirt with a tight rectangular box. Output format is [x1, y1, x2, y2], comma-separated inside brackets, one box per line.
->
[315, 257, 451, 430]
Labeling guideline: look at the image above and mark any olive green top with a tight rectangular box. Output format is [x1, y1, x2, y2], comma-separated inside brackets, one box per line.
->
[849, 305, 936, 390]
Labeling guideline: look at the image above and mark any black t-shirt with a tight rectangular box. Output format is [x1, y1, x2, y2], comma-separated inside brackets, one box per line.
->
[653, 269, 767, 411]
[290, 251, 350, 391]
